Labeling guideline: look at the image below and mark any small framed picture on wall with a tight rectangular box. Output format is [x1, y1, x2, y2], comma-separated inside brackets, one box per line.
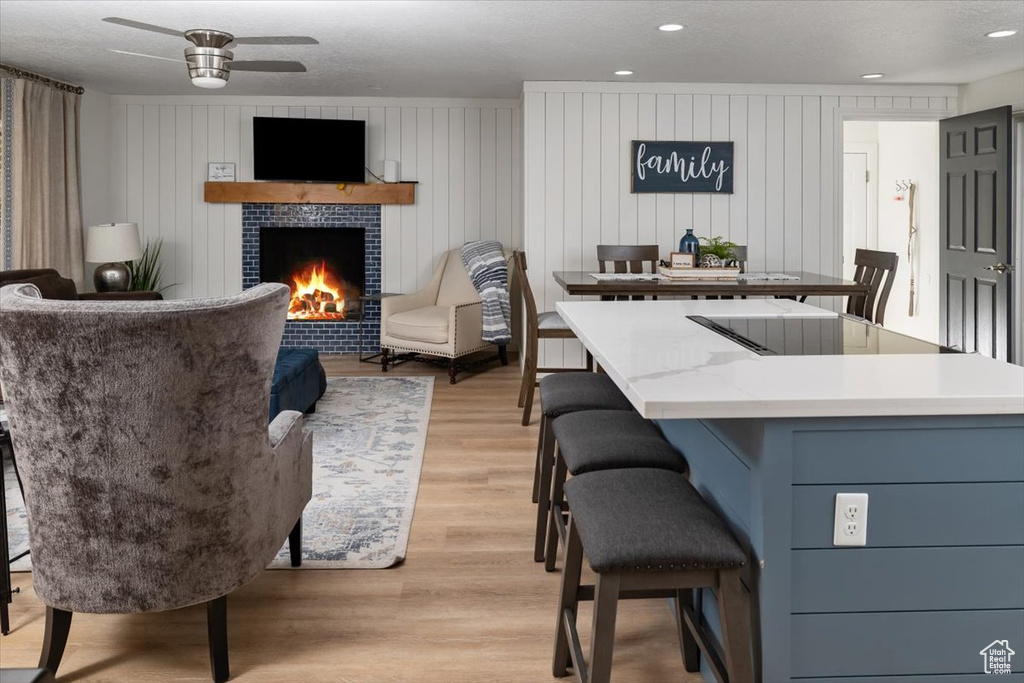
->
[670, 252, 696, 269]
[207, 162, 236, 182]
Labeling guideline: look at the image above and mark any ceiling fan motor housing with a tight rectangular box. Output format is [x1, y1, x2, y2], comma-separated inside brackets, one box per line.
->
[185, 46, 233, 86]
[184, 29, 235, 49]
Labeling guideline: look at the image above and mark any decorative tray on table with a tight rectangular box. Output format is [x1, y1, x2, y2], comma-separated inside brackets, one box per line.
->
[658, 266, 741, 281]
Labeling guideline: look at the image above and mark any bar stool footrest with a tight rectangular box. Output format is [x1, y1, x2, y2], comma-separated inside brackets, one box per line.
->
[562, 607, 588, 683]
[681, 601, 730, 683]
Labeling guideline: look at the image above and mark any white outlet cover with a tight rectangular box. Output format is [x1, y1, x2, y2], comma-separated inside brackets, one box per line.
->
[833, 493, 869, 546]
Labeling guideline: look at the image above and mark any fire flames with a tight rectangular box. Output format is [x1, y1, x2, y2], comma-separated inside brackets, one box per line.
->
[287, 261, 346, 320]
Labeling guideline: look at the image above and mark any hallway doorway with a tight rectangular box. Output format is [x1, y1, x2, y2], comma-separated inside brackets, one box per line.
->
[843, 120, 940, 343]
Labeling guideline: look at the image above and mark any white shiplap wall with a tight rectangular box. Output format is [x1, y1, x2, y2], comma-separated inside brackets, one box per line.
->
[109, 96, 522, 299]
[522, 82, 959, 367]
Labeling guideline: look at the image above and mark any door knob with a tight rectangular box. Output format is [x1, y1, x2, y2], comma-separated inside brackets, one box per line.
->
[983, 262, 1013, 274]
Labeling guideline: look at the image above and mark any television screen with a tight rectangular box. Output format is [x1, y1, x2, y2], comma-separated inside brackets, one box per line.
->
[253, 117, 365, 183]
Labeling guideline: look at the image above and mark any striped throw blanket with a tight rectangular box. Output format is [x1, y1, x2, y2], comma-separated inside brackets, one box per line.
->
[461, 241, 511, 345]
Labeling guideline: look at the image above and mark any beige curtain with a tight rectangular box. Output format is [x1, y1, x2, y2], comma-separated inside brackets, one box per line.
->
[11, 78, 84, 284]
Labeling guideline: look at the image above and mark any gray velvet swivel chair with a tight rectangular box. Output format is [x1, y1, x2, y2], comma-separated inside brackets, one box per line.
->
[0, 283, 313, 682]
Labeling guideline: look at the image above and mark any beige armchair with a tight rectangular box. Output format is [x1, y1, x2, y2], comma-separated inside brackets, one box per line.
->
[381, 247, 508, 383]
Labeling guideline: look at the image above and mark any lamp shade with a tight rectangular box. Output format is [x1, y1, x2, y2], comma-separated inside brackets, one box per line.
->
[85, 223, 143, 263]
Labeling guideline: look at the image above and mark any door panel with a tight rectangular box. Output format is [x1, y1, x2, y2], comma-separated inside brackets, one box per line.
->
[946, 172, 967, 250]
[975, 169, 997, 252]
[946, 275, 966, 351]
[976, 278, 998, 357]
[939, 106, 1012, 359]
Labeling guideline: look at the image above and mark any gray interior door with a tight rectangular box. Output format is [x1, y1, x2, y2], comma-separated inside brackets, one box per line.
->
[939, 105, 1013, 360]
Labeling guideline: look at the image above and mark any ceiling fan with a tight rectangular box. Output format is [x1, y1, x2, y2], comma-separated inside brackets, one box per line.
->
[102, 17, 318, 89]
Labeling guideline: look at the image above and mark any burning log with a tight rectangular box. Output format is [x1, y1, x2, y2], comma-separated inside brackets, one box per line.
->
[286, 261, 348, 320]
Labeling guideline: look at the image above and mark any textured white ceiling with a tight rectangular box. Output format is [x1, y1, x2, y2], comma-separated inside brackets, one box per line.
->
[1, 0, 1022, 97]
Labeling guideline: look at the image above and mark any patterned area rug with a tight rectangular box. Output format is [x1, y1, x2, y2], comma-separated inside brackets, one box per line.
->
[3, 375, 433, 571]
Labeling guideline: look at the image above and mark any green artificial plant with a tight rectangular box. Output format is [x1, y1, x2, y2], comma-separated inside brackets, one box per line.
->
[126, 239, 175, 293]
[699, 236, 739, 261]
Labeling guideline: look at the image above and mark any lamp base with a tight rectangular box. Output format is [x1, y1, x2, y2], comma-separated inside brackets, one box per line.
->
[94, 262, 132, 292]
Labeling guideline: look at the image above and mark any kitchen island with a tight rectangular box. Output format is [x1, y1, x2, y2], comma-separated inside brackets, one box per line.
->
[555, 299, 1024, 682]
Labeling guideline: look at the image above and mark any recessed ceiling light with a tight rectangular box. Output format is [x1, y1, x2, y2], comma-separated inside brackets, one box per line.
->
[614, 70, 634, 76]
[367, 85, 383, 90]
[659, 23, 684, 32]
[986, 29, 1017, 38]
[860, 73, 884, 79]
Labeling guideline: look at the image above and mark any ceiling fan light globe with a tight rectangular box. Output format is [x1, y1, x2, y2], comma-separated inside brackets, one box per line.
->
[192, 75, 228, 89]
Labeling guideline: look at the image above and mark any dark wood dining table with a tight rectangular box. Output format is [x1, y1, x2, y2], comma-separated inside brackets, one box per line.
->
[552, 270, 868, 301]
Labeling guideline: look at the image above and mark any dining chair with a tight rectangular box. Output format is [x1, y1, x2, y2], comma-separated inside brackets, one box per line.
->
[596, 245, 660, 301]
[512, 251, 593, 426]
[846, 248, 899, 325]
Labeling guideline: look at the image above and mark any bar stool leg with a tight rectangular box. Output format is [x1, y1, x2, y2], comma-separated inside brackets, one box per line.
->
[544, 449, 568, 572]
[716, 570, 754, 683]
[675, 589, 701, 673]
[534, 422, 556, 561]
[588, 573, 621, 683]
[532, 414, 552, 504]
[553, 517, 584, 678]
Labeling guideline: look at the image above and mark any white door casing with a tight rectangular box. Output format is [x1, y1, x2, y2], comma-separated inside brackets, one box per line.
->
[842, 143, 878, 280]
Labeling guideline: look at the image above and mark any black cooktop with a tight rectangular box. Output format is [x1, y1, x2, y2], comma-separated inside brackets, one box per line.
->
[687, 315, 960, 356]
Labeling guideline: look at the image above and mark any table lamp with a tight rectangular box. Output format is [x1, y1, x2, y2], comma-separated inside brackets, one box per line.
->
[85, 223, 143, 292]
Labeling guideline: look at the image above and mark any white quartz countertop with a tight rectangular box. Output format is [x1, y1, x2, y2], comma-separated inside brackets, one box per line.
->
[555, 299, 1024, 419]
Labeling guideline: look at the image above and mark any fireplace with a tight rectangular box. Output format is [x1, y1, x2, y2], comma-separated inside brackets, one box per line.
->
[242, 203, 382, 354]
[259, 227, 365, 321]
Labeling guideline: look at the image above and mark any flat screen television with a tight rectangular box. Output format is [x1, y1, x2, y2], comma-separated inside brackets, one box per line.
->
[253, 117, 365, 182]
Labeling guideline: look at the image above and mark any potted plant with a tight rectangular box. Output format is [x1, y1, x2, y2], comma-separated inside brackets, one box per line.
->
[697, 236, 741, 268]
[699, 236, 739, 261]
[127, 239, 175, 293]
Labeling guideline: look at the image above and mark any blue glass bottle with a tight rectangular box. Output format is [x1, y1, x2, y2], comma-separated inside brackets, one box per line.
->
[679, 228, 700, 260]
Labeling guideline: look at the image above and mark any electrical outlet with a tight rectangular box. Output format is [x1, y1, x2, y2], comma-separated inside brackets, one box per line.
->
[833, 493, 869, 546]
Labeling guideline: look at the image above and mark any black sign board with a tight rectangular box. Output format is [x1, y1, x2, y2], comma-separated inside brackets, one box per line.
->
[631, 140, 734, 194]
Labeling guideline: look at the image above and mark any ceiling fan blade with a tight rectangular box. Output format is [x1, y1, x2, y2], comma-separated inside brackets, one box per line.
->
[230, 61, 307, 73]
[108, 49, 187, 64]
[231, 36, 319, 45]
[102, 17, 184, 38]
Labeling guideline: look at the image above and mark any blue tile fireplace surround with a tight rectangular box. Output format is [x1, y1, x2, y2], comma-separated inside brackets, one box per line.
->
[242, 203, 382, 354]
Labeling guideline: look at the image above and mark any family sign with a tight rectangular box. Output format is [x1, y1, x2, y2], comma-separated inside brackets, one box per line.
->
[631, 140, 734, 194]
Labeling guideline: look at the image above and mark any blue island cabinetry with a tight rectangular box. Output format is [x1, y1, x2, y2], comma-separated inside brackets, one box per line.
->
[555, 298, 1024, 682]
[659, 414, 1024, 682]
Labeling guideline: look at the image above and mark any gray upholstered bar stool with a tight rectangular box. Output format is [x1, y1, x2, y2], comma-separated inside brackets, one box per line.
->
[532, 371, 634, 510]
[540, 410, 687, 570]
[554, 469, 752, 683]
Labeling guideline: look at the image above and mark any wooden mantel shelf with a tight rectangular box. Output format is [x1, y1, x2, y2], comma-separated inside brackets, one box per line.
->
[204, 181, 415, 205]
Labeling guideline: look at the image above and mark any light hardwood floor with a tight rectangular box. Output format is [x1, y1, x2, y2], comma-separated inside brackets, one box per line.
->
[2, 356, 699, 682]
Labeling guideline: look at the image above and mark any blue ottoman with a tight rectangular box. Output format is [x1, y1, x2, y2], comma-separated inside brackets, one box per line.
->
[269, 348, 327, 421]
